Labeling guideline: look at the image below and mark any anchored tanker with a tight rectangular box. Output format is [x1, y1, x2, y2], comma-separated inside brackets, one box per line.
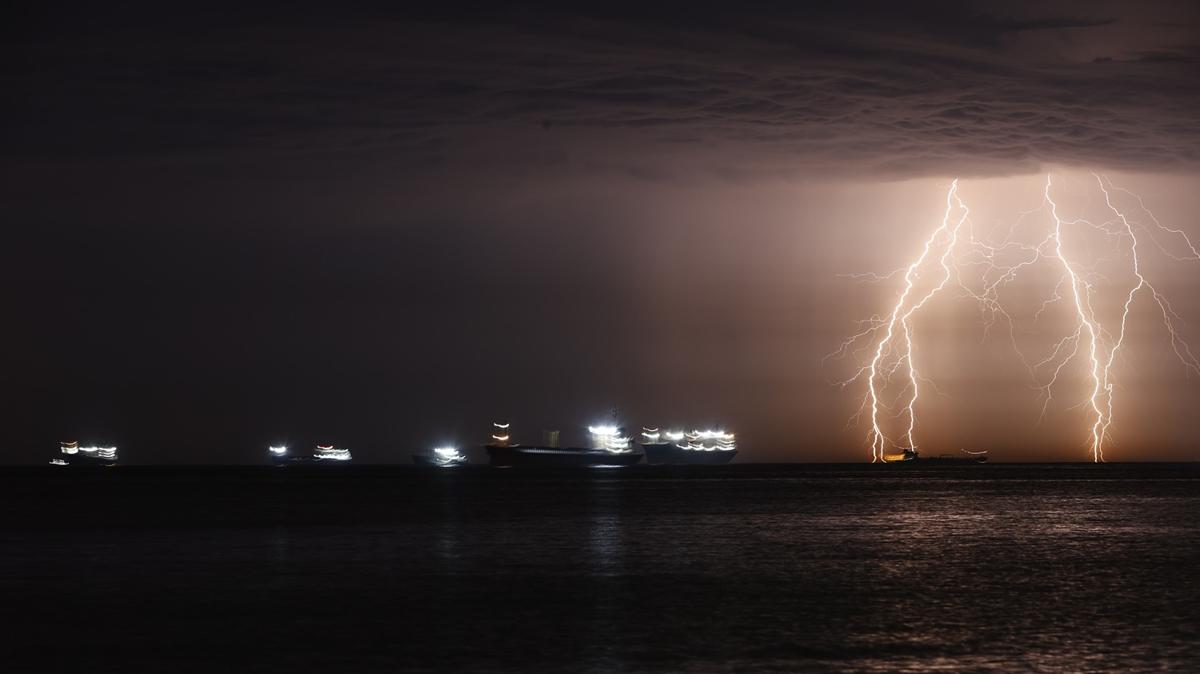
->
[640, 428, 738, 465]
[883, 448, 988, 465]
[54, 441, 118, 466]
[486, 421, 644, 467]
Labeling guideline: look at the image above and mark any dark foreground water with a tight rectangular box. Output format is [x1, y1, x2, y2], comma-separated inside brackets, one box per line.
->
[2, 464, 1198, 672]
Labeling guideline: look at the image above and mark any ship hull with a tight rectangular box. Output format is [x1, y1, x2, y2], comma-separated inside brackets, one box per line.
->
[60, 456, 118, 467]
[272, 457, 351, 465]
[642, 443, 737, 465]
[412, 454, 466, 467]
[487, 445, 643, 468]
[906, 458, 987, 465]
[888, 456, 987, 465]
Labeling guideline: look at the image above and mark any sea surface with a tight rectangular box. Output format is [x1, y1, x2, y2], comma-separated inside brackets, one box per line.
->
[1, 463, 1198, 672]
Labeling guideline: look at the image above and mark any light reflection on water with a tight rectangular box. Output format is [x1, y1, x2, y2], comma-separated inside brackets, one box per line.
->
[0, 464, 1197, 672]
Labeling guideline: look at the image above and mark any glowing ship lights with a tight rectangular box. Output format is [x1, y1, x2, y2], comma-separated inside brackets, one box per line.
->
[430, 446, 467, 466]
[588, 424, 633, 453]
[60, 441, 118, 460]
[830, 174, 1200, 462]
[642, 428, 736, 451]
[638, 426, 738, 464]
[491, 422, 511, 445]
[57, 441, 119, 464]
[313, 445, 352, 461]
[680, 430, 736, 452]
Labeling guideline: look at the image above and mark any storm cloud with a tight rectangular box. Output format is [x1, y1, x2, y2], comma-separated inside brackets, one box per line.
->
[6, 1, 1200, 178]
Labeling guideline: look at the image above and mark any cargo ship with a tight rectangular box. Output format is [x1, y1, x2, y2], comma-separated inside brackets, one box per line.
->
[640, 428, 738, 465]
[486, 422, 644, 468]
[413, 446, 468, 467]
[54, 441, 118, 466]
[883, 448, 988, 465]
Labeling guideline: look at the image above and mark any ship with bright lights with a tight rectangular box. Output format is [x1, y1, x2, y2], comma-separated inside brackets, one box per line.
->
[884, 448, 988, 465]
[639, 428, 738, 465]
[268, 445, 291, 465]
[313, 445, 352, 462]
[267, 444, 352, 464]
[413, 446, 468, 467]
[54, 441, 118, 466]
[485, 422, 644, 468]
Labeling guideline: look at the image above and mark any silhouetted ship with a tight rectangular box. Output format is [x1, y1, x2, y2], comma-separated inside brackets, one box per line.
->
[54, 441, 118, 466]
[267, 444, 352, 464]
[268, 445, 290, 465]
[486, 422, 644, 468]
[640, 428, 738, 465]
[413, 446, 468, 467]
[884, 448, 988, 465]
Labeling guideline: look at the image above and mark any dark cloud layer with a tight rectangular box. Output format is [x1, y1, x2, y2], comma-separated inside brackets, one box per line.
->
[6, 1, 1199, 178]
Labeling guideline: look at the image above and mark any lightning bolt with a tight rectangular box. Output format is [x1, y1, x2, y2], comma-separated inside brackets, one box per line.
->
[833, 180, 967, 461]
[1093, 175, 1200, 458]
[1044, 175, 1106, 461]
[829, 173, 1200, 462]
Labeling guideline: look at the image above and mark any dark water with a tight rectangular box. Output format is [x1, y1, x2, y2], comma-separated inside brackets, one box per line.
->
[2, 464, 1198, 672]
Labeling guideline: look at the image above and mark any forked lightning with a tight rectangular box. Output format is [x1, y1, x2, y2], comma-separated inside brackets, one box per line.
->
[830, 174, 1200, 461]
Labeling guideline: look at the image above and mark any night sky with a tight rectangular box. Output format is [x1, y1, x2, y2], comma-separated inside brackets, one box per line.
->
[5, 1, 1200, 463]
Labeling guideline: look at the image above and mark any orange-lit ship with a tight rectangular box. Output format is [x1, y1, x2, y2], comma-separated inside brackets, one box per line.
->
[884, 448, 988, 465]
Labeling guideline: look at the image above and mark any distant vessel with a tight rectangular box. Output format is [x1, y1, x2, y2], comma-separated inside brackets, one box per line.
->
[268, 445, 290, 465]
[313, 445, 352, 462]
[55, 441, 118, 466]
[266, 444, 350, 464]
[883, 448, 988, 465]
[640, 428, 738, 465]
[486, 421, 644, 467]
[413, 446, 468, 467]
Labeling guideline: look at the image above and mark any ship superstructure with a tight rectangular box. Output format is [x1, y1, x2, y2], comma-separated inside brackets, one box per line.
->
[313, 445, 352, 462]
[55, 441, 118, 466]
[413, 446, 468, 467]
[486, 420, 643, 467]
[640, 427, 738, 465]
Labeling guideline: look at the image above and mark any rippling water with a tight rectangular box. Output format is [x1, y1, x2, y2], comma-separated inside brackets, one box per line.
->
[2, 464, 1198, 672]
